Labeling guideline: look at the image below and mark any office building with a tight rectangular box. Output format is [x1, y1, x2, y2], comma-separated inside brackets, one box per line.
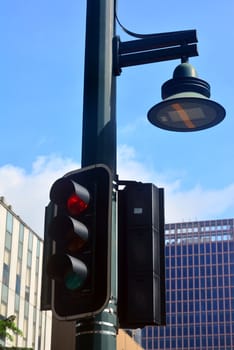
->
[0, 197, 52, 349]
[142, 218, 234, 350]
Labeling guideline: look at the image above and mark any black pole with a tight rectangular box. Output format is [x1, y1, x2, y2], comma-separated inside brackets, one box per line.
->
[77, 0, 117, 349]
[81, 0, 117, 174]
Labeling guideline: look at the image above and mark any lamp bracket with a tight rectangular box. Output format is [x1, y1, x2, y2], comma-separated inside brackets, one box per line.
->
[113, 29, 199, 76]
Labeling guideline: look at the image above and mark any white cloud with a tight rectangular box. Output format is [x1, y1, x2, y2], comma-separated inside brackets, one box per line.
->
[0, 147, 233, 238]
[165, 184, 234, 223]
[0, 155, 79, 237]
[118, 144, 184, 190]
[118, 144, 234, 223]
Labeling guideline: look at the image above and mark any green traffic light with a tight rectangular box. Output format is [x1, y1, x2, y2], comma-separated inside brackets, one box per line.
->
[47, 254, 88, 290]
[65, 271, 86, 290]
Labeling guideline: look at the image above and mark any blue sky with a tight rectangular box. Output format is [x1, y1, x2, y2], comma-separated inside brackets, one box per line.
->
[0, 0, 234, 236]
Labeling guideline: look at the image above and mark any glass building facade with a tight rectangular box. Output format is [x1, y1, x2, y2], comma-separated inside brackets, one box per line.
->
[142, 218, 234, 350]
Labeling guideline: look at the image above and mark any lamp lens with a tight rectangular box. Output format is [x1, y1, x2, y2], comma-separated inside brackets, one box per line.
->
[148, 97, 225, 132]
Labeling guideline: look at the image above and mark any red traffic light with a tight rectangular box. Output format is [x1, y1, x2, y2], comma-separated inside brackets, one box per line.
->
[67, 193, 88, 216]
[50, 178, 90, 215]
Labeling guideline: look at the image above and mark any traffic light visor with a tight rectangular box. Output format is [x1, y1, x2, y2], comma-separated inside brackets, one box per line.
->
[49, 215, 88, 251]
[50, 178, 90, 215]
[47, 254, 88, 290]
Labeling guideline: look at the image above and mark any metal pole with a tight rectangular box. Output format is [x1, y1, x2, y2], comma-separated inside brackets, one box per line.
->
[81, 0, 117, 173]
[77, 0, 117, 349]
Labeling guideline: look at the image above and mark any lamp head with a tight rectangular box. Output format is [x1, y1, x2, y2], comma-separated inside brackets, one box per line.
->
[147, 62, 226, 132]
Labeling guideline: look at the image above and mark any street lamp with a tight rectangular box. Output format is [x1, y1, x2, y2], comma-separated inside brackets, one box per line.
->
[114, 31, 225, 132]
[147, 60, 226, 131]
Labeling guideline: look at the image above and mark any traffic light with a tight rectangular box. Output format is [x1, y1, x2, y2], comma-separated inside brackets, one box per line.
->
[118, 182, 166, 328]
[46, 164, 112, 320]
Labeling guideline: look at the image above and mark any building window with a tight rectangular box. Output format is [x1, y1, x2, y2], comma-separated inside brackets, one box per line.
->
[4, 231, 12, 251]
[27, 250, 32, 267]
[28, 231, 33, 250]
[36, 239, 41, 256]
[26, 268, 31, 286]
[1, 285, 8, 304]
[18, 241, 23, 260]
[25, 285, 30, 302]
[24, 301, 29, 320]
[17, 225, 24, 260]
[14, 294, 20, 312]
[27, 231, 33, 268]
[19, 223, 24, 241]
[15, 274, 21, 295]
[6, 212, 13, 233]
[36, 239, 41, 274]
[2, 263, 9, 286]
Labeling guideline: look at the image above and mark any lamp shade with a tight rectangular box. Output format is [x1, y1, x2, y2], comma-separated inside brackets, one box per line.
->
[147, 62, 226, 132]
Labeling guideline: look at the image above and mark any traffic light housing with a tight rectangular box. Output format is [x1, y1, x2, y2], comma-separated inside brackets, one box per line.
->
[118, 182, 166, 328]
[41, 202, 55, 311]
[46, 164, 112, 320]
